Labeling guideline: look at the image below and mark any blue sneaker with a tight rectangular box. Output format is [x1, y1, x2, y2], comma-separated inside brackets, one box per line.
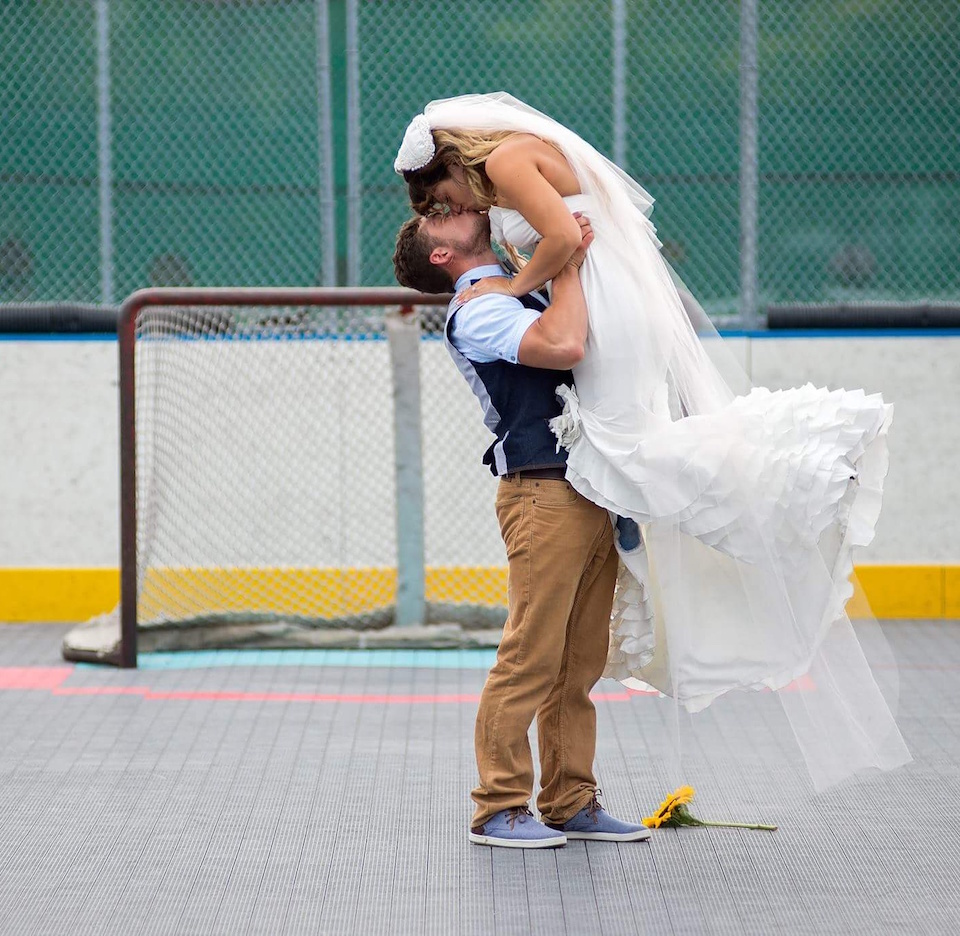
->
[470, 806, 567, 849]
[545, 793, 651, 842]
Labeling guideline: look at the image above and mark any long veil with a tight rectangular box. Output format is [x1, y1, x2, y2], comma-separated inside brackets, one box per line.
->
[423, 92, 910, 794]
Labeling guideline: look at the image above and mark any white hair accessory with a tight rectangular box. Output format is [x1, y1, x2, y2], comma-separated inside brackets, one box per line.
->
[393, 114, 435, 174]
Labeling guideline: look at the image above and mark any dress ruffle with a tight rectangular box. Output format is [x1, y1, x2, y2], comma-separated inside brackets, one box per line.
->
[550, 382, 894, 710]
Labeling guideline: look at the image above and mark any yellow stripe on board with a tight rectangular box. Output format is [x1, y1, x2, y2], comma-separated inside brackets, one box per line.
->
[945, 567, 960, 618]
[850, 566, 944, 619]
[138, 567, 398, 621]
[0, 565, 957, 623]
[0, 568, 119, 623]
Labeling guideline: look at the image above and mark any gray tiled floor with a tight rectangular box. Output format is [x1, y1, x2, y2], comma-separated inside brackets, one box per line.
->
[0, 621, 958, 935]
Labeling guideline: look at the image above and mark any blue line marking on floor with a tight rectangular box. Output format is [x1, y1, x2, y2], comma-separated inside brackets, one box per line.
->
[76, 647, 499, 671]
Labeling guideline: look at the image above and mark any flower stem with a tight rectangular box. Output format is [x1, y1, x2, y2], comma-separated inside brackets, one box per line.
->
[700, 820, 778, 831]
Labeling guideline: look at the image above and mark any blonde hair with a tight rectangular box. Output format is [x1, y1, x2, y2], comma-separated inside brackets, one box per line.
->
[429, 129, 511, 209]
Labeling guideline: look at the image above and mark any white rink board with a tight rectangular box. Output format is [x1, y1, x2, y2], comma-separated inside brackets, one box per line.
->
[1, 333, 957, 568]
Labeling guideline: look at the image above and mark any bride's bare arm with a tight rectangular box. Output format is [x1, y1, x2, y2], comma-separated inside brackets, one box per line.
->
[461, 140, 581, 299]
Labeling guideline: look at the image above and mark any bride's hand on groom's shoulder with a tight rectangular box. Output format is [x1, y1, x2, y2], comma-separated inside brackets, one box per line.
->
[455, 276, 517, 304]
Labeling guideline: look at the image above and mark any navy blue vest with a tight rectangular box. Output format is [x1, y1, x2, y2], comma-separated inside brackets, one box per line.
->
[443, 281, 574, 476]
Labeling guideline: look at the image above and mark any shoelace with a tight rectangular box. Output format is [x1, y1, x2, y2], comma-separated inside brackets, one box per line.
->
[506, 806, 534, 830]
[585, 791, 603, 824]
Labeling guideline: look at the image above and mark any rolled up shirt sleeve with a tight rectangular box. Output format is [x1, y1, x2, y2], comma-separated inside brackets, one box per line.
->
[449, 294, 541, 364]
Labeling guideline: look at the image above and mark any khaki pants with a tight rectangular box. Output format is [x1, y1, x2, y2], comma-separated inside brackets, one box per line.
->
[471, 475, 618, 827]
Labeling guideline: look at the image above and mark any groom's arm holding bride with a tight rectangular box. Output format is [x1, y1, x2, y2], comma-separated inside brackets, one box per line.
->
[515, 216, 592, 370]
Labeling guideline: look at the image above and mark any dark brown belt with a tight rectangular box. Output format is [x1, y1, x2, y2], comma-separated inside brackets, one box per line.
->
[502, 466, 568, 481]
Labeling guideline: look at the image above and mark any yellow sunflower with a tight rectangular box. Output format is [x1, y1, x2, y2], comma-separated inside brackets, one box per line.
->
[642, 786, 777, 831]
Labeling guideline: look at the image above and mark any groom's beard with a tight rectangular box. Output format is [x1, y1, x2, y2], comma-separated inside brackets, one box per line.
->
[449, 214, 492, 261]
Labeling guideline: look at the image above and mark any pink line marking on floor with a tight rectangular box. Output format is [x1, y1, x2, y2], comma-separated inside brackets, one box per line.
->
[52, 686, 150, 697]
[0, 665, 658, 705]
[0, 667, 74, 690]
[783, 674, 817, 692]
[48, 687, 657, 704]
[0, 666, 828, 705]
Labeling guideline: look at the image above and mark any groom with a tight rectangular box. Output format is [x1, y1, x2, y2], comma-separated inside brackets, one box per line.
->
[393, 208, 649, 848]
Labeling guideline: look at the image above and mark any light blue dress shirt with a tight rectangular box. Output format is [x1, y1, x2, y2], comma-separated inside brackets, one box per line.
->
[448, 264, 543, 364]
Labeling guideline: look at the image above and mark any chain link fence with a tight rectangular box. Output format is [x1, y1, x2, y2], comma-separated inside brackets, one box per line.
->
[758, 1, 960, 306]
[354, 0, 960, 315]
[1, 0, 335, 306]
[3, 1, 958, 312]
[354, 0, 617, 291]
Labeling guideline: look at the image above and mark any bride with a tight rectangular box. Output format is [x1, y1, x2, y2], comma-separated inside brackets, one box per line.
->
[395, 92, 910, 791]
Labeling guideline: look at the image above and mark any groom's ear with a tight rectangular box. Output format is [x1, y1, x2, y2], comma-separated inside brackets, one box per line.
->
[429, 245, 453, 268]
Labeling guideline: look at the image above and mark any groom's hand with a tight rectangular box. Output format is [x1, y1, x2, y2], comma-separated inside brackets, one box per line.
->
[565, 212, 594, 271]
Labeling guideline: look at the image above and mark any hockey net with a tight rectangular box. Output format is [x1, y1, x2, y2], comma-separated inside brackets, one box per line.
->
[63, 288, 509, 665]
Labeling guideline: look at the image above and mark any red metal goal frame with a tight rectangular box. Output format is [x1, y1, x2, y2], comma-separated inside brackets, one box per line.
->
[116, 287, 451, 668]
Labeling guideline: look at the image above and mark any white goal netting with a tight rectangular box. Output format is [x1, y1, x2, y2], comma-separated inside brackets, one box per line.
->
[67, 302, 511, 658]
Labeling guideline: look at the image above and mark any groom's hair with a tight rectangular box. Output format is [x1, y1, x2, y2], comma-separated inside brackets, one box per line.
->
[393, 218, 453, 294]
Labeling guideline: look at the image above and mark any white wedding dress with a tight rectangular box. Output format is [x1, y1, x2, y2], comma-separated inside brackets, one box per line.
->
[426, 93, 910, 791]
